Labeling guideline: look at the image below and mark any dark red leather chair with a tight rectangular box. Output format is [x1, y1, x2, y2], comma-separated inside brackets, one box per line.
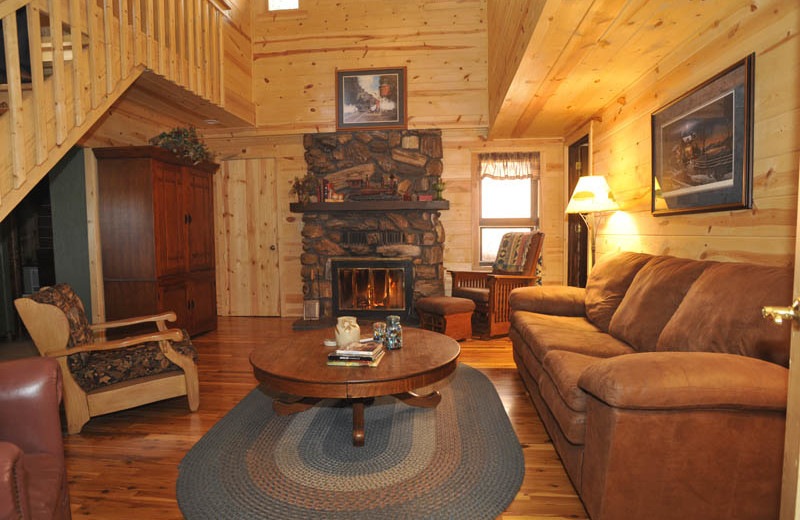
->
[0, 357, 71, 520]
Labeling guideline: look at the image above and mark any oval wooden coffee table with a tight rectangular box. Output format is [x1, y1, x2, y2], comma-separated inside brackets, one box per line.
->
[250, 327, 460, 446]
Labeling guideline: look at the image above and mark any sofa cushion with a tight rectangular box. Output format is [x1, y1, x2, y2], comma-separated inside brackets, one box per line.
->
[452, 286, 490, 303]
[609, 256, 712, 351]
[510, 285, 586, 316]
[656, 262, 792, 366]
[541, 350, 600, 412]
[511, 311, 603, 334]
[511, 312, 634, 363]
[585, 252, 652, 331]
[539, 375, 586, 445]
[69, 330, 197, 392]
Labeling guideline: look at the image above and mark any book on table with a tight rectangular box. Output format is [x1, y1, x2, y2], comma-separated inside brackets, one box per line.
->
[334, 340, 384, 358]
[327, 350, 385, 367]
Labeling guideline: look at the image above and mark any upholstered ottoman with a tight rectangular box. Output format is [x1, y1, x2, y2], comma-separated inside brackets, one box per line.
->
[416, 296, 475, 341]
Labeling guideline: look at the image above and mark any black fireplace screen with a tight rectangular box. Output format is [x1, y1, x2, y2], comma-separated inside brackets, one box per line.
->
[331, 259, 414, 320]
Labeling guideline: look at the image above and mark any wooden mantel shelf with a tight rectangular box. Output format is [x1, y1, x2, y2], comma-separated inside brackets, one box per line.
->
[289, 200, 450, 213]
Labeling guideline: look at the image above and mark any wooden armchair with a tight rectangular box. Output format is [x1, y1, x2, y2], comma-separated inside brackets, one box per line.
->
[449, 231, 544, 337]
[14, 284, 199, 434]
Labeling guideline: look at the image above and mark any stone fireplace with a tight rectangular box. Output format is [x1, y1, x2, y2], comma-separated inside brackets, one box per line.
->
[295, 129, 447, 322]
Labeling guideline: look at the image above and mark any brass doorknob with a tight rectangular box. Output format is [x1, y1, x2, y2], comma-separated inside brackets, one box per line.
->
[762, 298, 800, 324]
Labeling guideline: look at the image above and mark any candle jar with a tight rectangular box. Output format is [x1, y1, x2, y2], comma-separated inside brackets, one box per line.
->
[373, 322, 387, 343]
[385, 315, 403, 350]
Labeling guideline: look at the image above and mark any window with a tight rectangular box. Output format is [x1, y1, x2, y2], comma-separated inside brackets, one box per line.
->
[476, 152, 540, 264]
[268, 0, 298, 10]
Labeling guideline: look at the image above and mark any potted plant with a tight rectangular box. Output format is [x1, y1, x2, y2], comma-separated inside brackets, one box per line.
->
[291, 173, 319, 204]
[149, 126, 213, 164]
[433, 180, 446, 201]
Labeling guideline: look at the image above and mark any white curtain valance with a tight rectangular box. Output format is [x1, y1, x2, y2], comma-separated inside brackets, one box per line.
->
[479, 152, 540, 180]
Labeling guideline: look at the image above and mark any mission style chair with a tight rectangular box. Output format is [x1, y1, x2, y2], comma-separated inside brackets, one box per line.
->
[14, 284, 199, 434]
[449, 231, 544, 337]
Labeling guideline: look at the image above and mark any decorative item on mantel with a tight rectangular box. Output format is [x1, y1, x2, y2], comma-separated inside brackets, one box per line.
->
[291, 172, 320, 204]
[148, 126, 213, 164]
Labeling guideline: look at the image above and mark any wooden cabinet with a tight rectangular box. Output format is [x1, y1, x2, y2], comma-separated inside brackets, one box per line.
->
[96, 146, 218, 336]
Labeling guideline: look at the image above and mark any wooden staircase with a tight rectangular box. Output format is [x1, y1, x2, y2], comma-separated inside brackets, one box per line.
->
[0, 0, 229, 222]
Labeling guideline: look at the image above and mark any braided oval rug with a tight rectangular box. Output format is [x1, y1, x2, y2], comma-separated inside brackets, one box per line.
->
[177, 364, 524, 520]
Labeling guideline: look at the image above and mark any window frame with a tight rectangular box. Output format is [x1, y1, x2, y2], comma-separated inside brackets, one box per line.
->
[472, 151, 541, 268]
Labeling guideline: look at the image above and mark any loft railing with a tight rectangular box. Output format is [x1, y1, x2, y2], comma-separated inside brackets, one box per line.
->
[0, 0, 227, 220]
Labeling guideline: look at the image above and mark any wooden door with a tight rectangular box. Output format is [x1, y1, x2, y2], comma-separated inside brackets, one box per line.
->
[189, 273, 217, 334]
[567, 136, 589, 287]
[153, 161, 187, 277]
[779, 158, 800, 519]
[215, 158, 280, 316]
[158, 280, 190, 332]
[186, 168, 215, 272]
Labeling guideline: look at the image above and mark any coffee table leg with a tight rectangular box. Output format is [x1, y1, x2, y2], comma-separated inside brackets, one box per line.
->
[393, 390, 441, 408]
[273, 396, 321, 415]
[352, 400, 365, 447]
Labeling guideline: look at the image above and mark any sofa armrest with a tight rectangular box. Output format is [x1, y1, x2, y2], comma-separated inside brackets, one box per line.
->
[509, 285, 586, 316]
[578, 352, 787, 411]
[0, 442, 27, 520]
[0, 358, 64, 460]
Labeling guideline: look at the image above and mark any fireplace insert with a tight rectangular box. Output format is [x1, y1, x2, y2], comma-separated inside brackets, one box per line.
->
[331, 259, 414, 321]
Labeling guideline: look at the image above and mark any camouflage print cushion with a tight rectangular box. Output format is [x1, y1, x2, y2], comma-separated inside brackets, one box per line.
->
[70, 329, 198, 393]
[29, 284, 94, 369]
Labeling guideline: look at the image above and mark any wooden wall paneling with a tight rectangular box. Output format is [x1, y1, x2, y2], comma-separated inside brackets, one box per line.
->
[250, 0, 487, 134]
[103, 0, 114, 94]
[214, 158, 280, 316]
[157, 0, 166, 75]
[118, 0, 129, 75]
[591, 0, 799, 268]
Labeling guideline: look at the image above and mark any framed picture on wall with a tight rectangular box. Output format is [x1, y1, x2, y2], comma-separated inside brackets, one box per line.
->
[336, 67, 407, 131]
[651, 54, 754, 216]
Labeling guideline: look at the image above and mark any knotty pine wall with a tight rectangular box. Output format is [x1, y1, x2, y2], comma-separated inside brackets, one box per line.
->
[591, 1, 799, 267]
[205, 0, 566, 317]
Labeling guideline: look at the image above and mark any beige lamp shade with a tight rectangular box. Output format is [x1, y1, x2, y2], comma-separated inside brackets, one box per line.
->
[565, 175, 619, 214]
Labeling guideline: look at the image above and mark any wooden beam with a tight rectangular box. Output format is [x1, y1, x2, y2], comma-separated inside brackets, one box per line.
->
[145, 0, 153, 67]
[118, 0, 128, 74]
[157, 0, 166, 74]
[26, 3, 47, 164]
[3, 13, 26, 187]
[84, 148, 106, 324]
[49, 0, 68, 145]
[69, 0, 85, 125]
[85, 0, 99, 107]
[103, 0, 113, 93]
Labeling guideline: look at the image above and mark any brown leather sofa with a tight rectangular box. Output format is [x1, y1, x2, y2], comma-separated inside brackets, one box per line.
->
[509, 251, 790, 520]
[0, 358, 71, 520]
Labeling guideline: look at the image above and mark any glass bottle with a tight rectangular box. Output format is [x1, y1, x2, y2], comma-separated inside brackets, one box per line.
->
[373, 322, 387, 344]
[385, 315, 403, 350]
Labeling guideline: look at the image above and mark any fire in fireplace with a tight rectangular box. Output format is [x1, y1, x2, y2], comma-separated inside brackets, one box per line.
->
[331, 259, 414, 321]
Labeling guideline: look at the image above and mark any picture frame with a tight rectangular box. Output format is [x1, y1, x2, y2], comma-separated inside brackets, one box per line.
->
[336, 67, 407, 131]
[651, 54, 754, 216]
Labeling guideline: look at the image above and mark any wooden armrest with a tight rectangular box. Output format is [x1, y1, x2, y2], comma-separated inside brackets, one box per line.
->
[448, 270, 490, 276]
[89, 312, 178, 331]
[47, 328, 184, 358]
[488, 274, 538, 281]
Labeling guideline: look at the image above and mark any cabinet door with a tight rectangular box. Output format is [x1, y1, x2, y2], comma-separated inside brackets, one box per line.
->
[186, 169, 215, 272]
[154, 162, 187, 276]
[158, 280, 190, 332]
[189, 273, 217, 335]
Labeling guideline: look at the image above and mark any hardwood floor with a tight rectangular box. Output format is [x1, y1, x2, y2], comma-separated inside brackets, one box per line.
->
[61, 317, 588, 519]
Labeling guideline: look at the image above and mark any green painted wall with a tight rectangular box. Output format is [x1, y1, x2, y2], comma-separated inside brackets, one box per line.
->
[49, 148, 92, 319]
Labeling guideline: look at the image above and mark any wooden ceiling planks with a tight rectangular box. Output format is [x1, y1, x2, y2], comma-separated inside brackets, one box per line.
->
[489, 0, 754, 139]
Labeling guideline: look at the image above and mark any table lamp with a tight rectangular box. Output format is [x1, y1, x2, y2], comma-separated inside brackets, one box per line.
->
[565, 175, 619, 266]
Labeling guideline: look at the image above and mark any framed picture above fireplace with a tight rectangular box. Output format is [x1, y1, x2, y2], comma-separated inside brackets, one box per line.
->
[651, 54, 754, 216]
[336, 67, 407, 131]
